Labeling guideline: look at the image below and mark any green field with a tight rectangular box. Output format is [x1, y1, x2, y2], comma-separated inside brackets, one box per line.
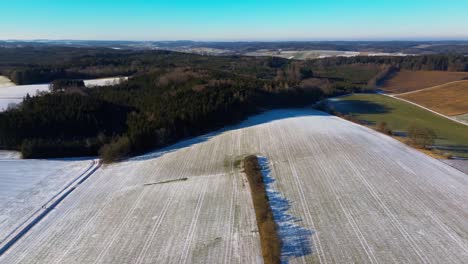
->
[327, 94, 468, 157]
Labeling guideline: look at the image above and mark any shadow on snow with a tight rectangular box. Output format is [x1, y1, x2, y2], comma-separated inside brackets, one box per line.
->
[258, 156, 314, 264]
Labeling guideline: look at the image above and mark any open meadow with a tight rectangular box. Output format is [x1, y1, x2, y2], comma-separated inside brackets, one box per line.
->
[327, 94, 468, 158]
[382, 71, 468, 93]
[1, 109, 467, 263]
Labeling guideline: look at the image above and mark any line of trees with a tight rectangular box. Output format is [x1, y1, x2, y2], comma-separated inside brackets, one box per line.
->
[1, 47, 466, 160]
[306, 55, 468, 72]
[0, 67, 331, 160]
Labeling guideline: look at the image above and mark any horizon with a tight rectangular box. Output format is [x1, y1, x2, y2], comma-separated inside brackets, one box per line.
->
[1, 0, 468, 41]
[3, 39, 468, 42]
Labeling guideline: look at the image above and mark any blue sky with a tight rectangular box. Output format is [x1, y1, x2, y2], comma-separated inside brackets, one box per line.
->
[1, 0, 467, 41]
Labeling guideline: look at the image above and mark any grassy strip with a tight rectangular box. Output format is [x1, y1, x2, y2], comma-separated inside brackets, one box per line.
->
[243, 155, 281, 264]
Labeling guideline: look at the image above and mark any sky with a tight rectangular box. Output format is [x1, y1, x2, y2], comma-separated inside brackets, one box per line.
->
[1, 0, 468, 41]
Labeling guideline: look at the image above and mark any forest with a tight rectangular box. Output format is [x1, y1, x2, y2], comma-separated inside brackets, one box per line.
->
[0, 47, 467, 160]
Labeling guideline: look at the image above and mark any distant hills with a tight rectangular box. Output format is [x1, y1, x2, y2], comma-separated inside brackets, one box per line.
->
[1, 40, 468, 56]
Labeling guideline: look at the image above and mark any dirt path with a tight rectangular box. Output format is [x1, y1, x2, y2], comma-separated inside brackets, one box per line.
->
[384, 94, 468, 126]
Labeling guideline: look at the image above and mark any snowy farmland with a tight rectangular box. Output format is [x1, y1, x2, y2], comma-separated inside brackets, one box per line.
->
[0, 76, 14, 88]
[83, 76, 128, 87]
[1, 109, 468, 263]
[0, 77, 127, 111]
[0, 150, 21, 159]
[0, 158, 97, 255]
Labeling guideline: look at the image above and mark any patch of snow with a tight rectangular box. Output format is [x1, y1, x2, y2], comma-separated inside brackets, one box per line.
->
[0, 150, 21, 160]
[0, 159, 95, 250]
[84, 77, 128, 87]
[0, 77, 128, 111]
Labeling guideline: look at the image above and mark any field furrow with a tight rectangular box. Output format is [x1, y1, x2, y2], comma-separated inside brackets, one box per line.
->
[1, 109, 467, 263]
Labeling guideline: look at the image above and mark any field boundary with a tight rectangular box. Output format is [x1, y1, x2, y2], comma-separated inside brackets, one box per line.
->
[393, 80, 468, 97]
[0, 159, 101, 256]
[384, 94, 468, 127]
[243, 155, 281, 264]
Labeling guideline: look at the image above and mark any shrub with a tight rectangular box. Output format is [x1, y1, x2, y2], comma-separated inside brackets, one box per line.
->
[376, 121, 392, 135]
[343, 114, 363, 124]
[50, 79, 85, 92]
[407, 125, 436, 148]
[99, 136, 131, 163]
[243, 156, 281, 264]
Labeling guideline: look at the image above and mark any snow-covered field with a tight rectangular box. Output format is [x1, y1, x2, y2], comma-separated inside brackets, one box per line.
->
[442, 159, 468, 175]
[83, 77, 128, 87]
[0, 77, 127, 111]
[0, 84, 49, 111]
[0, 159, 97, 254]
[244, 50, 411, 60]
[0, 76, 15, 88]
[0, 150, 21, 159]
[1, 109, 468, 263]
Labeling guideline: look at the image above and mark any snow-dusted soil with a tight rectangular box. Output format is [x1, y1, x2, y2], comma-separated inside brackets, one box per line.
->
[442, 159, 468, 175]
[0, 150, 21, 159]
[83, 77, 128, 87]
[0, 159, 96, 252]
[0, 84, 49, 111]
[0, 77, 127, 111]
[1, 109, 468, 263]
[0, 76, 15, 88]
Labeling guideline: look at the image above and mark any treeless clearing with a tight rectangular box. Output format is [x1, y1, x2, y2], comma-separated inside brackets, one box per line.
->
[382, 70, 468, 93]
[2, 109, 468, 263]
[0, 77, 128, 111]
[327, 94, 468, 157]
[0, 76, 14, 88]
[397, 80, 468, 116]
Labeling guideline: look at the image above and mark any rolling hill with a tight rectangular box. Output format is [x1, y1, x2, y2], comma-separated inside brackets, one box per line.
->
[1, 109, 467, 263]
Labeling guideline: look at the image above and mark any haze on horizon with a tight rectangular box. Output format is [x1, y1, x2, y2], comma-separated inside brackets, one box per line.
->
[1, 0, 468, 41]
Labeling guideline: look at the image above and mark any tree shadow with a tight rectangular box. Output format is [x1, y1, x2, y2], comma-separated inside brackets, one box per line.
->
[258, 156, 314, 264]
[433, 144, 468, 154]
[130, 108, 329, 162]
[392, 131, 407, 137]
[331, 99, 392, 115]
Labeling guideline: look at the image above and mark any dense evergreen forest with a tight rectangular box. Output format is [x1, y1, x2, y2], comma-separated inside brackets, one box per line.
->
[0, 47, 467, 160]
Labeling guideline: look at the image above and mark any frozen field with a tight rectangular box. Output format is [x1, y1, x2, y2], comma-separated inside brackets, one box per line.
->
[0, 159, 97, 254]
[1, 109, 468, 263]
[83, 77, 128, 87]
[0, 76, 14, 88]
[442, 159, 468, 175]
[0, 77, 127, 111]
[0, 151, 21, 159]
